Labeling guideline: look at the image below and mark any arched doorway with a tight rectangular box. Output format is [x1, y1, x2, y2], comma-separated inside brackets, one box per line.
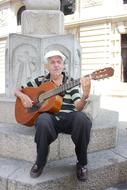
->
[121, 34, 127, 82]
[17, 6, 26, 25]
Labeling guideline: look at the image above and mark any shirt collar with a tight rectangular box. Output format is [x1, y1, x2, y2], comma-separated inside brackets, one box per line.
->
[45, 72, 68, 84]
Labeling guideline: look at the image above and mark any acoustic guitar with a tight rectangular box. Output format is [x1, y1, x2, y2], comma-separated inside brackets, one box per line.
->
[15, 67, 114, 126]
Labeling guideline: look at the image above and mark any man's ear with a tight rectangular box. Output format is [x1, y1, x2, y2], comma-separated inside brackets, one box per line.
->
[44, 64, 49, 71]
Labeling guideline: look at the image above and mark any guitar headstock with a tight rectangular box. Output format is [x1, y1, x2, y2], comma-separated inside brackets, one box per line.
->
[91, 67, 114, 80]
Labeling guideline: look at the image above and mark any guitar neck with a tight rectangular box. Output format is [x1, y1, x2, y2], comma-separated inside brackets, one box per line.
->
[53, 78, 81, 95]
[42, 66, 114, 100]
[43, 75, 90, 100]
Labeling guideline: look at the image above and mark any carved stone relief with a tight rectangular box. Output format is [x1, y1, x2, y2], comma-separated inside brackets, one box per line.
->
[74, 48, 81, 79]
[0, 9, 9, 27]
[6, 33, 81, 97]
[21, 10, 64, 35]
[43, 43, 81, 79]
[44, 44, 71, 76]
[12, 44, 40, 87]
[83, 0, 102, 8]
[41, 34, 81, 79]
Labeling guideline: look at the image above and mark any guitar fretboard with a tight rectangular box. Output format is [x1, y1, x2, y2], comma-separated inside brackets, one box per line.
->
[39, 66, 114, 101]
[43, 78, 81, 100]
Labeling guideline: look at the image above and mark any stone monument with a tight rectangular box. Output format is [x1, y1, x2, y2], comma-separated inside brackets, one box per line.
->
[22, 0, 64, 36]
[0, 0, 117, 130]
[0, 0, 82, 123]
[0, 1, 118, 182]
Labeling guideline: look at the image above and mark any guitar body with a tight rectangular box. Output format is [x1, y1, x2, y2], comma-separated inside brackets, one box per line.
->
[15, 81, 63, 126]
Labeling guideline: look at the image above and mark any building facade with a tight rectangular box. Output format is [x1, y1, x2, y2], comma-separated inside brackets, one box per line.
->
[0, 0, 23, 93]
[64, 0, 127, 83]
[0, 0, 127, 93]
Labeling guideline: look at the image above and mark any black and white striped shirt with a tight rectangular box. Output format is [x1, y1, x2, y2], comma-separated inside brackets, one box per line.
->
[26, 72, 81, 113]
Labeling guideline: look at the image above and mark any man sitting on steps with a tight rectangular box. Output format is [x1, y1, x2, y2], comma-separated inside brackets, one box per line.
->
[14, 50, 92, 181]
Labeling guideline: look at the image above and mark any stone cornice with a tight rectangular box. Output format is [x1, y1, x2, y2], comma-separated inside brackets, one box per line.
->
[0, 0, 10, 6]
[0, 0, 23, 6]
[65, 14, 127, 28]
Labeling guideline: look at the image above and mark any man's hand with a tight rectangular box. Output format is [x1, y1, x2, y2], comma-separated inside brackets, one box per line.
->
[20, 93, 33, 108]
[80, 76, 91, 99]
[74, 76, 91, 111]
[14, 88, 33, 108]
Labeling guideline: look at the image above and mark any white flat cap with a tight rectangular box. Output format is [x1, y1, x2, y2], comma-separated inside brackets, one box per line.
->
[44, 50, 66, 62]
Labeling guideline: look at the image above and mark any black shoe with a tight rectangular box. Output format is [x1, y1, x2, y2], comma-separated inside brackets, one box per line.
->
[76, 162, 88, 181]
[30, 163, 43, 178]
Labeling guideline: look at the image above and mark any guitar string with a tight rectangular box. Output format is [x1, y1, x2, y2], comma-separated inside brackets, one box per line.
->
[41, 78, 81, 102]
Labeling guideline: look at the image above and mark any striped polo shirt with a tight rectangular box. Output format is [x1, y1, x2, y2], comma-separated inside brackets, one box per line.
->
[26, 72, 81, 113]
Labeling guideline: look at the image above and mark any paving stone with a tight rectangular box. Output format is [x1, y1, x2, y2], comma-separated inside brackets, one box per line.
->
[106, 183, 127, 190]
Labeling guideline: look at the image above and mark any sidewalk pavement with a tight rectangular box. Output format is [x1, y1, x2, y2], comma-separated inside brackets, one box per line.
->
[101, 96, 127, 190]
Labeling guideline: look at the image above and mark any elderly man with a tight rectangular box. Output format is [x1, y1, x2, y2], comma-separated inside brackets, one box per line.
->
[14, 50, 92, 181]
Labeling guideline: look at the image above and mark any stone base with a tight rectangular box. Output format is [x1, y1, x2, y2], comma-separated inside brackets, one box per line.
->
[0, 97, 16, 124]
[0, 94, 118, 162]
[0, 108, 118, 162]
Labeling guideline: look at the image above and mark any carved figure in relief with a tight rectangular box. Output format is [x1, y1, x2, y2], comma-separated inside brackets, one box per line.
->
[13, 46, 39, 87]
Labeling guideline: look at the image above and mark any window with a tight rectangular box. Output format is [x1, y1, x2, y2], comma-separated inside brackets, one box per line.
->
[123, 0, 127, 4]
[60, 0, 75, 15]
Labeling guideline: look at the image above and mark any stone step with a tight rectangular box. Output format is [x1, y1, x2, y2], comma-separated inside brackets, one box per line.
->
[0, 148, 127, 190]
[0, 108, 118, 162]
[105, 123, 127, 190]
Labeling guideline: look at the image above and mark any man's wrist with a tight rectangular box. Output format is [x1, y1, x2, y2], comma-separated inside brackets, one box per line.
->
[81, 95, 89, 102]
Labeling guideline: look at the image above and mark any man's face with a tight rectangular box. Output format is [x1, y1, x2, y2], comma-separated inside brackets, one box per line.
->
[47, 56, 64, 77]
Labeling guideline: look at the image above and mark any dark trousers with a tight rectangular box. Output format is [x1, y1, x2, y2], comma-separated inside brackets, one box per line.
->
[34, 111, 92, 168]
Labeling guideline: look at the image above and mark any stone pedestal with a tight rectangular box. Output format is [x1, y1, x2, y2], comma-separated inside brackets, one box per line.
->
[23, 0, 60, 10]
[21, 10, 64, 36]
[0, 104, 118, 162]
[21, 0, 64, 36]
[0, 2, 119, 182]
